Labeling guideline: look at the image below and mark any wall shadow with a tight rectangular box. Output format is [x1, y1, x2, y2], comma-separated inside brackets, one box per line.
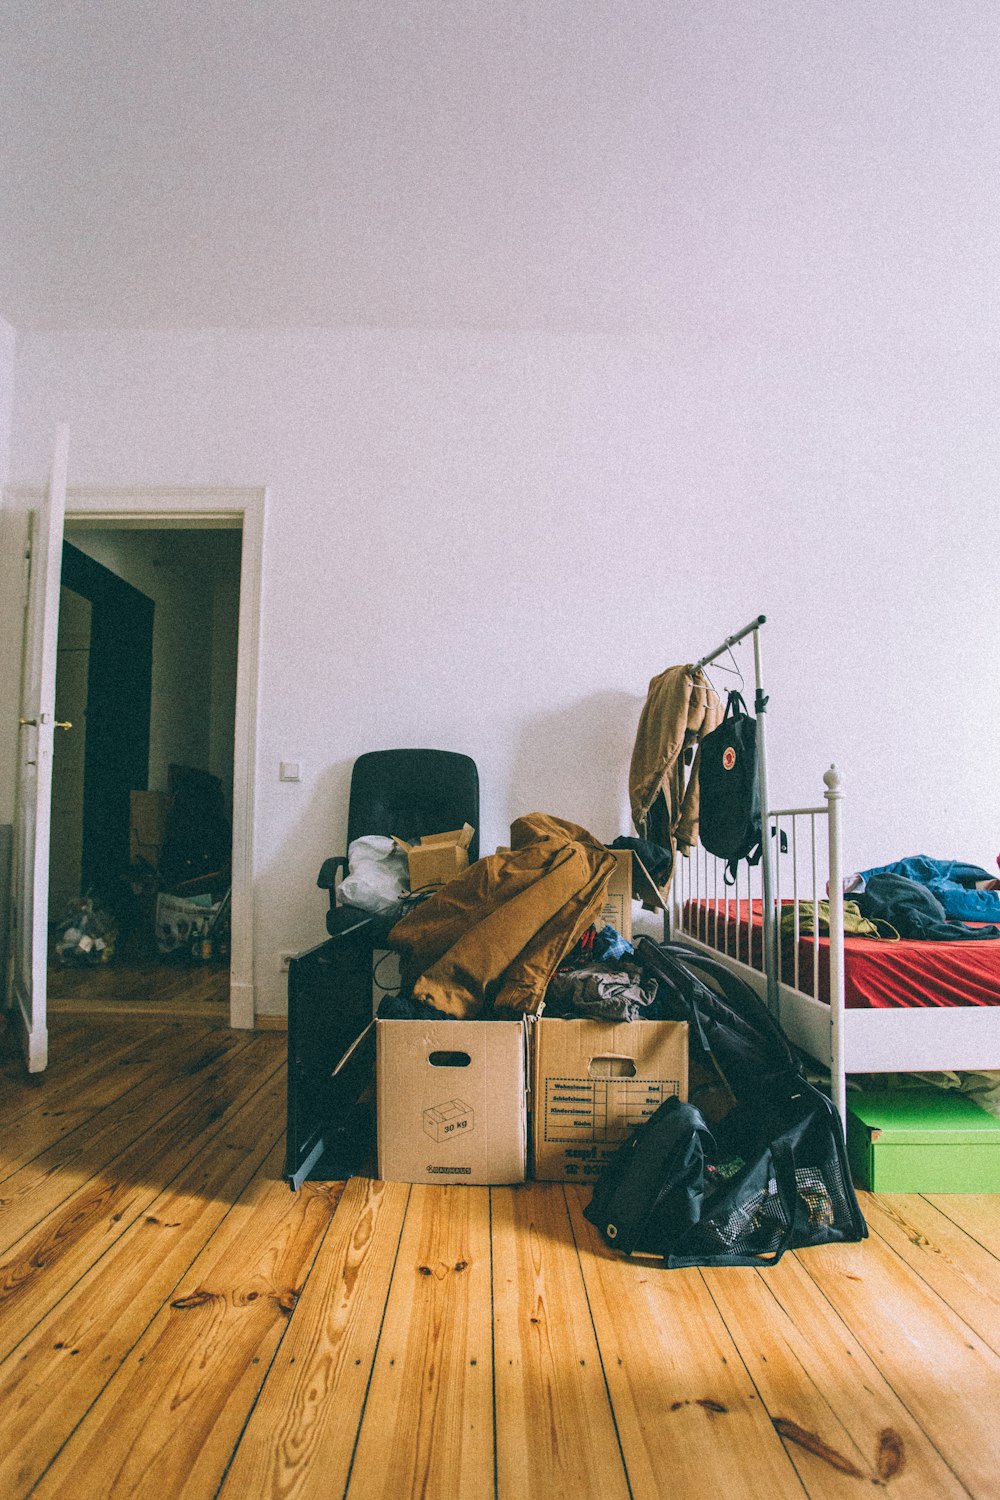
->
[505, 691, 643, 843]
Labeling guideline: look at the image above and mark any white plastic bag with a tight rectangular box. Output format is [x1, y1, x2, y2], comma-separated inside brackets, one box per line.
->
[337, 835, 409, 913]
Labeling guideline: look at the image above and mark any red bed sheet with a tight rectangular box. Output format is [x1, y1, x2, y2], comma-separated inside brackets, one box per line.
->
[682, 899, 1000, 1010]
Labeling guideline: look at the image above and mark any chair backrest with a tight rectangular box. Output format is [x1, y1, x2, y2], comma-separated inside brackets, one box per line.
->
[345, 749, 480, 862]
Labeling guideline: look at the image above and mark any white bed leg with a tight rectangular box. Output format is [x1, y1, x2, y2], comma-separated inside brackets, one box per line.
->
[824, 765, 847, 1131]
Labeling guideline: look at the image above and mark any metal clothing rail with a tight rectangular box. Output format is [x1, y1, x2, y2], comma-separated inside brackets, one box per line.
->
[692, 614, 778, 1013]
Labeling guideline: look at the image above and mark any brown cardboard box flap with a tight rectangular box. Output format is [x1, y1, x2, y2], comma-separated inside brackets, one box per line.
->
[416, 823, 475, 850]
[391, 823, 475, 854]
[130, 790, 168, 868]
[629, 854, 667, 912]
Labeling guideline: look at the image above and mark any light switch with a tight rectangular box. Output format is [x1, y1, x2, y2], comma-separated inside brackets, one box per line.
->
[279, 761, 301, 782]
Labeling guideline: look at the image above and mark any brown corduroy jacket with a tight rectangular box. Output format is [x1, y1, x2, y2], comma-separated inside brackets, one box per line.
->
[628, 664, 722, 869]
[387, 813, 617, 1019]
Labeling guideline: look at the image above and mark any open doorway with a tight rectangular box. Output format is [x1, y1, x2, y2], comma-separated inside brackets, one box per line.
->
[47, 524, 242, 1021]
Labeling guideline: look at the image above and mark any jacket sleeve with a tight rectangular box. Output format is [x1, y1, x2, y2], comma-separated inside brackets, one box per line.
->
[674, 685, 723, 855]
[629, 667, 693, 836]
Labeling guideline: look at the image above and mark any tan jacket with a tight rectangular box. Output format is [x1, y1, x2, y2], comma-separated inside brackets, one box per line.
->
[388, 813, 617, 1018]
[629, 665, 722, 867]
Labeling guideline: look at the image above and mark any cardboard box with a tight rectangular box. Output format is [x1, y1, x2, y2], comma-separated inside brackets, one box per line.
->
[394, 824, 475, 892]
[847, 1087, 1000, 1193]
[130, 790, 167, 869]
[597, 849, 665, 940]
[532, 1017, 688, 1181]
[377, 1017, 527, 1184]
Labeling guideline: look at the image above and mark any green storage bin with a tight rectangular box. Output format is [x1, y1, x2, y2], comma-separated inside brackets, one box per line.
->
[847, 1087, 1000, 1193]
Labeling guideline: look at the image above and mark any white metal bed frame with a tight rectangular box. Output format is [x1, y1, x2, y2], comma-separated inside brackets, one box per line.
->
[669, 619, 1000, 1130]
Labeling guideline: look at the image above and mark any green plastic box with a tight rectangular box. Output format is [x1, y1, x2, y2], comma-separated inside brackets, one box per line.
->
[847, 1087, 1000, 1193]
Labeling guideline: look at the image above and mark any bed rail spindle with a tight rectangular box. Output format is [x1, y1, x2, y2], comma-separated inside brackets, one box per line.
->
[791, 816, 800, 992]
[824, 766, 847, 1128]
[773, 816, 781, 989]
[809, 813, 820, 1006]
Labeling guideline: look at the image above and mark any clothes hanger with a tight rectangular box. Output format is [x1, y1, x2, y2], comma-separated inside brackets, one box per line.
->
[702, 644, 745, 700]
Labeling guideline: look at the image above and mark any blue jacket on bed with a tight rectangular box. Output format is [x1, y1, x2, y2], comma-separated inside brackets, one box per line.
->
[857, 873, 1000, 941]
[857, 855, 1000, 924]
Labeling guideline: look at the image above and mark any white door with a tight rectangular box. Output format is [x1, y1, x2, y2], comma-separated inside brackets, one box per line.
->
[12, 424, 69, 1072]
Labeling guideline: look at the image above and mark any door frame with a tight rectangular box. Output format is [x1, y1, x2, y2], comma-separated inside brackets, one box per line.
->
[9, 484, 266, 1029]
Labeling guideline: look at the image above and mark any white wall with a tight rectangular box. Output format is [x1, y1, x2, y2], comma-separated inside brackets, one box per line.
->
[5, 320, 999, 1014]
[0, 317, 14, 483]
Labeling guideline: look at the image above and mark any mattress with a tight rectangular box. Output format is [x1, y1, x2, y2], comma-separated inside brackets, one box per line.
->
[681, 899, 1000, 1010]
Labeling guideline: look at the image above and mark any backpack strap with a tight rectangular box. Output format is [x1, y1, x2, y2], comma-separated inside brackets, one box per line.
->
[724, 840, 762, 884]
[637, 938, 800, 1078]
[723, 689, 750, 721]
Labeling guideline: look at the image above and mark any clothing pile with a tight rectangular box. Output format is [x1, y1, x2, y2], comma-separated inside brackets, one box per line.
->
[383, 813, 677, 1022]
[387, 813, 618, 1018]
[543, 924, 659, 1022]
[844, 855, 1000, 942]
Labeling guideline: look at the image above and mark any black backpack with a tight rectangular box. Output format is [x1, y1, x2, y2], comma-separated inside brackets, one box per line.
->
[583, 941, 867, 1267]
[697, 690, 761, 882]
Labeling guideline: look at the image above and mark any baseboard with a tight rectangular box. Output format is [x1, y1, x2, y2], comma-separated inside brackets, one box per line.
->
[230, 977, 255, 1029]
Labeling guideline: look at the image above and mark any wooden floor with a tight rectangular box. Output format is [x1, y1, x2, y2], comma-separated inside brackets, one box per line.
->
[2, 1016, 999, 1499]
[47, 958, 231, 1019]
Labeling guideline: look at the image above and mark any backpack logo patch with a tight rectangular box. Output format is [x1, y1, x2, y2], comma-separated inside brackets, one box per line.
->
[722, 747, 737, 771]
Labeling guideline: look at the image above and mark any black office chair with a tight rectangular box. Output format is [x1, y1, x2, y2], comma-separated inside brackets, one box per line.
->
[286, 750, 480, 1187]
[317, 749, 480, 938]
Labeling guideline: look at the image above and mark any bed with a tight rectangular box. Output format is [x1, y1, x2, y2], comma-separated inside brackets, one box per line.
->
[648, 612, 1000, 1129]
[668, 765, 1000, 1128]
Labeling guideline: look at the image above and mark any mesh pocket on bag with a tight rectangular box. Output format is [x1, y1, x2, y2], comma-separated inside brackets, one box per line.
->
[700, 1176, 791, 1257]
[809, 1139, 858, 1235]
[699, 1159, 848, 1259]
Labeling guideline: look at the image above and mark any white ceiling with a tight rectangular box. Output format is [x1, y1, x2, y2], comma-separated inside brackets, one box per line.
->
[2, 2, 997, 334]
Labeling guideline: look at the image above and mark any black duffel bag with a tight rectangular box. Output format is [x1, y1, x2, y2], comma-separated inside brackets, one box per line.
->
[583, 941, 867, 1267]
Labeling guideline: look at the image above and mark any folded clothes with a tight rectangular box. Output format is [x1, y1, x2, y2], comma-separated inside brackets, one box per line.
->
[545, 960, 659, 1022]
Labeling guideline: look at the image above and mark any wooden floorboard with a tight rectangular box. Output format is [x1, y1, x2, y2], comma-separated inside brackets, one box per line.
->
[860, 1192, 1000, 1354]
[348, 1183, 495, 1500]
[565, 1186, 806, 1500]
[798, 1225, 1000, 1497]
[492, 1182, 630, 1499]
[218, 1177, 408, 1500]
[0, 1029, 243, 1238]
[1, 1013, 999, 1499]
[702, 1248, 967, 1497]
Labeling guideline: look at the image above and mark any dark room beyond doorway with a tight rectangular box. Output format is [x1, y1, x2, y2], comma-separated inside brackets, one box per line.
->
[48, 525, 243, 1020]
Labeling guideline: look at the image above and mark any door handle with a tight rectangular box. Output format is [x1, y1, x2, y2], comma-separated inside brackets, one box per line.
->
[18, 717, 37, 727]
[55, 721, 73, 730]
